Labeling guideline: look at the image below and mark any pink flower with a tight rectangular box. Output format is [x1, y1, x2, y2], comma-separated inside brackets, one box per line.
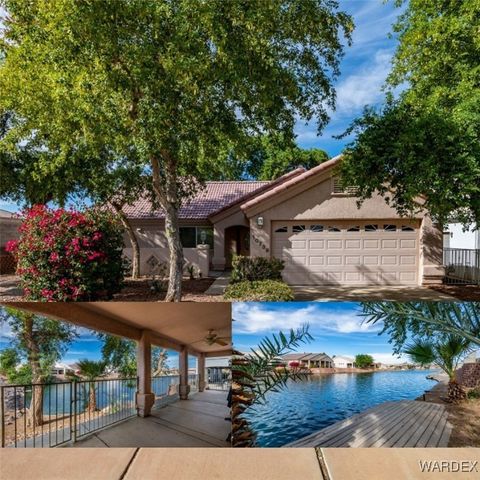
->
[5, 240, 18, 253]
[49, 252, 60, 263]
[92, 231, 103, 242]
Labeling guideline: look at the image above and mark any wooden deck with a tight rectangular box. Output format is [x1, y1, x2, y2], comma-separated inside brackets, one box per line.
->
[286, 400, 452, 448]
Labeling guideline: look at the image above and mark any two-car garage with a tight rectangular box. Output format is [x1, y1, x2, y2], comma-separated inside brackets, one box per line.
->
[272, 220, 421, 286]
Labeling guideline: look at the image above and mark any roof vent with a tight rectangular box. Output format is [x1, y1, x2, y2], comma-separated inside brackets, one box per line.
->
[332, 177, 358, 195]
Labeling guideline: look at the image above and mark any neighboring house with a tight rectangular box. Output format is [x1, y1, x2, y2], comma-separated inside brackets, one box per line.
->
[443, 223, 480, 250]
[0, 209, 21, 274]
[0, 209, 21, 249]
[464, 350, 480, 365]
[123, 156, 444, 286]
[332, 355, 355, 369]
[282, 353, 333, 369]
[443, 223, 480, 285]
[51, 362, 76, 376]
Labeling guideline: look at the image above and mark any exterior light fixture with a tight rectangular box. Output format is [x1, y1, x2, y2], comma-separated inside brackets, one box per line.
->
[200, 230, 207, 244]
[256, 216, 264, 227]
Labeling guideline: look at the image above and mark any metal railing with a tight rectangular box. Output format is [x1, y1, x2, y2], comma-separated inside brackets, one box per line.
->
[73, 378, 137, 441]
[444, 248, 480, 285]
[1, 378, 137, 448]
[188, 374, 199, 392]
[151, 375, 180, 409]
[206, 368, 231, 391]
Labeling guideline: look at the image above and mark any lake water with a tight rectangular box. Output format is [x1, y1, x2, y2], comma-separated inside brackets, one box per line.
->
[243, 370, 439, 447]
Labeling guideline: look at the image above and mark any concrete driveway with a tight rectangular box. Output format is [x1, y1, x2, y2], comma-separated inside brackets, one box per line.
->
[292, 285, 460, 302]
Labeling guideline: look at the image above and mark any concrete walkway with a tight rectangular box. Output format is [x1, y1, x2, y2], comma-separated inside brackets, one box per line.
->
[2, 448, 479, 480]
[72, 390, 230, 448]
[292, 285, 459, 301]
[205, 272, 231, 296]
[287, 400, 452, 448]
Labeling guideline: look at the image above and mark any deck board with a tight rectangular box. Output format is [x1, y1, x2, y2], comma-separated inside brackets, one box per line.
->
[286, 400, 451, 448]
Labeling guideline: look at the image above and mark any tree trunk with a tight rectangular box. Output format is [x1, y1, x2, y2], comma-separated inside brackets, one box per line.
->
[150, 155, 184, 302]
[24, 315, 44, 427]
[153, 349, 168, 377]
[447, 379, 467, 403]
[88, 382, 97, 412]
[112, 203, 140, 279]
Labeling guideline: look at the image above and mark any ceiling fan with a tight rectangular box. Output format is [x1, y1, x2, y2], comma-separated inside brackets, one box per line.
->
[201, 329, 229, 346]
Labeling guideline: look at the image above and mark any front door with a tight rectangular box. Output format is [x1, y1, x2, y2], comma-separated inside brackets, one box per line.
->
[225, 226, 250, 268]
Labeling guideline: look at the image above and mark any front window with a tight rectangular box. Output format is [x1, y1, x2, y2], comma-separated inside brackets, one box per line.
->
[179, 227, 213, 248]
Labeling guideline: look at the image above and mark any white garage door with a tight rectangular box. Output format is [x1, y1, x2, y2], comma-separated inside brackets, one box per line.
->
[272, 220, 420, 286]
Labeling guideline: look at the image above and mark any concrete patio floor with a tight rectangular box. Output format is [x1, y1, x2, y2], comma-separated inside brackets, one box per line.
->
[2, 448, 479, 480]
[72, 390, 230, 448]
[292, 285, 460, 301]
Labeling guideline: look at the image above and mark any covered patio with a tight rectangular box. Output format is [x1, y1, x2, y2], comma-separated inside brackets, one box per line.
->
[2, 302, 232, 448]
[73, 389, 229, 447]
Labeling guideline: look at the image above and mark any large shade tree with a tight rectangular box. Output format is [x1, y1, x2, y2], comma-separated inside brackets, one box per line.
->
[211, 134, 329, 181]
[0, 307, 77, 426]
[338, 0, 480, 226]
[0, 1, 352, 300]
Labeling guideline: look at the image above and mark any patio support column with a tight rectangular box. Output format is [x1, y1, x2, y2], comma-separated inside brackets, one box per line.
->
[198, 354, 206, 392]
[179, 347, 190, 400]
[136, 331, 155, 417]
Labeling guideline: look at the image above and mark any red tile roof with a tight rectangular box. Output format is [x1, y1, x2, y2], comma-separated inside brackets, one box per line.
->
[122, 167, 307, 220]
[122, 181, 270, 220]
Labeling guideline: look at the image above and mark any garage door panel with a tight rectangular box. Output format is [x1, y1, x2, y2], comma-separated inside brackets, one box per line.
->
[273, 220, 420, 286]
[363, 239, 380, 249]
[381, 239, 397, 249]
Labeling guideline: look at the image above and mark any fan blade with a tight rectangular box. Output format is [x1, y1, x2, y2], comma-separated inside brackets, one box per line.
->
[214, 338, 229, 346]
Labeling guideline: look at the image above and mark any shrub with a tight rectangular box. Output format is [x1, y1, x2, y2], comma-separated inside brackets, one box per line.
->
[6, 205, 126, 301]
[230, 256, 284, 283]
[224, 280, 294, 302]
[467, 387, 480, 400]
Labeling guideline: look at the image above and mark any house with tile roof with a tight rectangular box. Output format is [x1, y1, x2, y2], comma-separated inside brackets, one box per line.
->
[123, 156, 444, 286]
[281, 353, 333, 369]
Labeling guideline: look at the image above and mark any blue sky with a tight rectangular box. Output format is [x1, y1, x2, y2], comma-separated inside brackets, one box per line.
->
[0, 1, 402, 214]
[233, 302, 405, 365]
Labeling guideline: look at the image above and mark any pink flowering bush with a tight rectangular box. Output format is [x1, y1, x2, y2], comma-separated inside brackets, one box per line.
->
[6, 205, 126, 301]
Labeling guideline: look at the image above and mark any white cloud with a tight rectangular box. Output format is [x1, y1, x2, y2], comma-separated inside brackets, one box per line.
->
[233, 304, 380, 335]
[334, 49, 393, 115]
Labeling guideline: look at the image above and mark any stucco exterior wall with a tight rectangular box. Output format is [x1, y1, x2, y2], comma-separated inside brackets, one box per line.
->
[0, 218, 21, 249]
[246, 175, 444, 284]
[122, 219, 212, 276]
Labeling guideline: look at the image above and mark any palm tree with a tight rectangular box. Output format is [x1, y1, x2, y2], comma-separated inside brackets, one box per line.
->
[232, 325, 313, 447]
[403, 335, 471, 402]
[77, 359, 107, 412]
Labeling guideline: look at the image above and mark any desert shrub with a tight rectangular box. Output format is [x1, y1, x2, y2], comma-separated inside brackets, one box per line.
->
[467, 387, 480, 399]
[230, 256, 284, 283]
[224, 280, 294, 301]
[6, 205, 126, 301]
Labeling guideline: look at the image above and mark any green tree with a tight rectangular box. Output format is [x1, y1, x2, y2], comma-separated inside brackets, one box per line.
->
[80, 157, 150, 279]
[0, 347, 19, 378]
[232, 325, 313, 447]
[338, 1, 480, 226]
[0, 1, 352, 300]
[77, 359, 107, 413]
[361, 302, 480, 353]
[403, 335, 471, 401]
[213, 134, 329, 180]
[0, 307, 77, 426]
[354, 354, 374, 369]
[98, 333, 169, 377]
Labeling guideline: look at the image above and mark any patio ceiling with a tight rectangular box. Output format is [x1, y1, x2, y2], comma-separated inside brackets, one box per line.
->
[3, 302, 232, 356]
